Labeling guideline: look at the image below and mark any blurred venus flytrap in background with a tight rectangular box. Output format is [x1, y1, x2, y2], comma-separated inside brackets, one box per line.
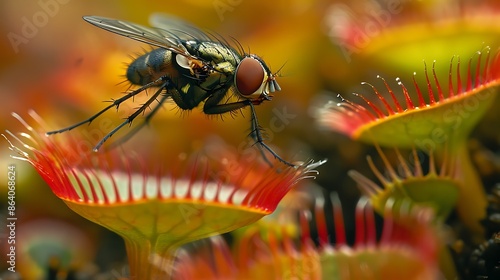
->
[174, 194, 440, 279]
[323, 0, 500, 76]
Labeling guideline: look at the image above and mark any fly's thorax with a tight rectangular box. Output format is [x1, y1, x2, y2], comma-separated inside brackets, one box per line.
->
[126, 48, 182, 86]
[234, 55, 281, 101]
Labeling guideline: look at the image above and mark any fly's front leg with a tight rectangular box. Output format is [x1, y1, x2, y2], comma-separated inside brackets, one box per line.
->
[246, 102, 296, 167]
[203, 93, 296, 167]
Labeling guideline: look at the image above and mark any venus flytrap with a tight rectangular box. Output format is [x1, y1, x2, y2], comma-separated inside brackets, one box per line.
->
[349, 146, 460, 222]
[349, 146, 463, 279]
[3, 110, 323, 279]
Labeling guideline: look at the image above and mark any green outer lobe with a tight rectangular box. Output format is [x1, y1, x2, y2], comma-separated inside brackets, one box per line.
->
[64, 199, 266, 279]
[63, 199, 267, 244]
[354, 84, 497, 150]
[371, 175, 460, 221]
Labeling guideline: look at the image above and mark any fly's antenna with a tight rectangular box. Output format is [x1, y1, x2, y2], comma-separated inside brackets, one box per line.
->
[274, 61, 288, 77]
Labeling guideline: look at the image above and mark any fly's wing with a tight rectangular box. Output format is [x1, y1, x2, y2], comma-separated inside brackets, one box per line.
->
[83, 15, 198, 60]
[150, 13, 242, 62]
[149, 13, 212, 42]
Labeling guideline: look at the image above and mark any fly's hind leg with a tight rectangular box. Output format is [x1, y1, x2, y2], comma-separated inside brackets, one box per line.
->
[109, 79, 205, 150]
[46, 77, 168, 136]
[107, 90, 172, 150]
[93, 80, 169, 151]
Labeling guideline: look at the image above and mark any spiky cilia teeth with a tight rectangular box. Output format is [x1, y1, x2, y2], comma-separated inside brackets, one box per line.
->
[317, 47, 499, 140]
[349, 146, 461, 221]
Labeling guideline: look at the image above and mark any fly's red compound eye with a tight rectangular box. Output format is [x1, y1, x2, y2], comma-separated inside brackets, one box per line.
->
[235, 57, 266, 97]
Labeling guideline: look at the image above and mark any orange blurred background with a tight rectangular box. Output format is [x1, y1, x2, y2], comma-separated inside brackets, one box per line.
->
[0, 0, 499, 278]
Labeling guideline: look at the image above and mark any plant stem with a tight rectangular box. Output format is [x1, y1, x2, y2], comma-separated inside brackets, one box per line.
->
[124, 235, 178, 280]
[449, 142, 487, 242]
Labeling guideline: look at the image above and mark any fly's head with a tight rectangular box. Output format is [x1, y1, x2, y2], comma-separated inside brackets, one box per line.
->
[234, 55, 281, 104]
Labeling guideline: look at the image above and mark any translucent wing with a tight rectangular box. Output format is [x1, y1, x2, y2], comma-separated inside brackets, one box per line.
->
[83, 15, 197, 59]
[150, 13, 242, 59]
[149, 13, 212, 42]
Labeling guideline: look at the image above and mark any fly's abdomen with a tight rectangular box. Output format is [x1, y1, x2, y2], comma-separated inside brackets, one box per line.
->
[126, 48, 177, 85]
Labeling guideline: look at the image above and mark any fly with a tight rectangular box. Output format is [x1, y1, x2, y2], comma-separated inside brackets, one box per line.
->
[46, 15, 295, 167]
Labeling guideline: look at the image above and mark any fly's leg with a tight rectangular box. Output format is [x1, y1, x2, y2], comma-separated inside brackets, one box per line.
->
[107, 90, 171, 150]
[203, 93, 296, 167]
[110, 79, 211, 149]
[94, 75, 197, 150]
[246, 102, 295, 167]
[46, 76, 168, 135]
[248, 104, 274, 167]
[93, 82, 168, 151]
